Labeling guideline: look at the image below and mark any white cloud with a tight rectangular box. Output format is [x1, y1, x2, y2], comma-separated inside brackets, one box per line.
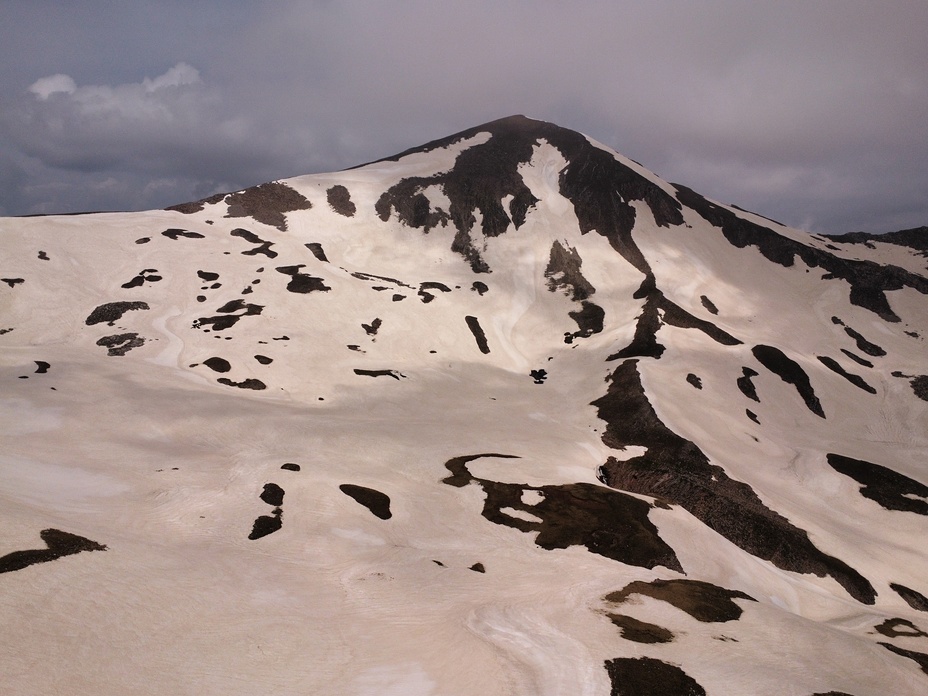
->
[29, 74, 77, 100]
[1, 61, 297, 214]
[29, 63, 206, 122]
[143, 62, 200, 92]
[11, 63, 265, 174]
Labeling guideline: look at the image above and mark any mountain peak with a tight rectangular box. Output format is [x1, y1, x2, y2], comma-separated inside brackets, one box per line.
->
[3, 117, 928, 695]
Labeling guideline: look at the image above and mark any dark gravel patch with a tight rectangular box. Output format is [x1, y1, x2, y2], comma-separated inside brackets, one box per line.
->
[275, 265, 330, 293]
[162, 228, 204, 240]
[165, 192, 227, 214]
[566, 301, 605, 343]
[604, 657, 706, 696]
[305, 242, 329, 262]
[225, 182, 311, 231]
[545, 240, 595, 301]
[362, 318, 382, 336]
[248, 513, 282, 540]
[736, 367, 760, 401]
[260, 483, 285, 507]
[96, 333, 145, 356]
[443, 454, 682, 572]
[816, 356, 877, 394]
[217, 378, 267, 390]
[752, 344, 825, 418]
[85, 301, 149, 326]
[193, 299, 263, 331]
[911, 376, 928, 402]
[231, 228, 277, 258]
[700, 295, 719, 315]
[607, 614, 674, 643]
[891, 583, 928, 612]
[465, 315, 490, 354]
[326, 185, 356, 216]
[875, 618, 927, 638]
[339, 484, 392, 520]
[203, 357, 231, 373]
[0, 529, 106, 574]
[826, 454, 928, 515]
[353, 369, 403, 380]
[840, 349, 873, 368]
[606, 578, 755, 622]
[879, 643, 928, 676]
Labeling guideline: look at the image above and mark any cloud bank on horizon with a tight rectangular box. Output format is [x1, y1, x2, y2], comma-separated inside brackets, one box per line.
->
[1, 1, 926, 234]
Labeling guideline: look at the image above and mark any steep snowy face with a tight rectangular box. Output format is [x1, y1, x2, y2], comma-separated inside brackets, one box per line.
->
[2, 115, 927, 695]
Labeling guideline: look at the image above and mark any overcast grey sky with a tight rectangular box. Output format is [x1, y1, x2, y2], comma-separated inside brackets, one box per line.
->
[1, 1, 926, 234]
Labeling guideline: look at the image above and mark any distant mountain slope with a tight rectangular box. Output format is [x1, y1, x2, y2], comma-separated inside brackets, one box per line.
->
[1, 115, 926, 695]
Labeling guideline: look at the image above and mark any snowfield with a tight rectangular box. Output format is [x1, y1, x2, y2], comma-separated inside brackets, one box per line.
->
[1, 115, 927, 695]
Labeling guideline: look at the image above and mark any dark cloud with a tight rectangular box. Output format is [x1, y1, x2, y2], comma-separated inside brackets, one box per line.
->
[1, 1, 926, 233]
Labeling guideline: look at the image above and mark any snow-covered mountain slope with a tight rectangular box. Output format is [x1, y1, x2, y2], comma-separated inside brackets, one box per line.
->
[2, 114, 927, 695]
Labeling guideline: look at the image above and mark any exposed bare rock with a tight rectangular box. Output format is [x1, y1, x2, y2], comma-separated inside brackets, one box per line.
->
[225, 182, 311, 231]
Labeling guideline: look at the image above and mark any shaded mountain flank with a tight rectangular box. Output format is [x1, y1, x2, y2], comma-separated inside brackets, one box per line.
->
[593, 360, 875, 604]
[673, 185, 928, 322]
[826, 226, 928, 254]
[371, 116, 925, 356]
